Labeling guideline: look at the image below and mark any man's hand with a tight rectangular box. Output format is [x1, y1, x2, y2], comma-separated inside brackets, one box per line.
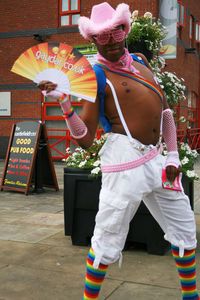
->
[37, 80, 57, 94]
[37, 81, 65, 100]
[166, 165, 181, 183]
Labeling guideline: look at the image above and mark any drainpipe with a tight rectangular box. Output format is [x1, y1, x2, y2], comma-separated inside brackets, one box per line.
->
[199, 56, 200, 128]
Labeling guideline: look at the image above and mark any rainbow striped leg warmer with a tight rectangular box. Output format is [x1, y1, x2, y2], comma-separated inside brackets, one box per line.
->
[171, 245, 199, 300]
[83, 248, 108, 299]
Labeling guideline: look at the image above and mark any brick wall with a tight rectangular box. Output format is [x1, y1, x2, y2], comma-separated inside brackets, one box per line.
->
[0, 0, 59, 32]
[78, 0, 159, 19]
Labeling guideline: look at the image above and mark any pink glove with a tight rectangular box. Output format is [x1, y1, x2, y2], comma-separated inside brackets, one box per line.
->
[162, 109, 181, 168]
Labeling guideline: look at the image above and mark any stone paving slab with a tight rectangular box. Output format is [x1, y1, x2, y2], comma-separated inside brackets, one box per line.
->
[39, 230, 71, 247]
[0, 211, 64, 226]
[0, 264, 86, 300]
[106, 282, 181, 300]
[0, 210, 33, 224]
[10, 212, 64, 227]
[0, 240, 52, 266]
[0, 223, 63, 243]
[0, 263, 122, 300]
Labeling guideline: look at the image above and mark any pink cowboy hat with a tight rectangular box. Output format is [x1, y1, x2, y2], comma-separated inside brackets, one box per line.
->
[78, 2, 131, 41]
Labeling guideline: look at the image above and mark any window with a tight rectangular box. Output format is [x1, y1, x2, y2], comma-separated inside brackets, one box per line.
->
[59, 0, 80, 27]
[195, 22, 200, 42]
[177, 1, 185, 27]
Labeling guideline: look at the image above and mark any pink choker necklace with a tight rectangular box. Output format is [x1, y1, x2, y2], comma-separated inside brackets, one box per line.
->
[97, 48, 140, 75]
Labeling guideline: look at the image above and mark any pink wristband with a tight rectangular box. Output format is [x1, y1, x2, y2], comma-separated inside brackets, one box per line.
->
[63, 107, 74, 119]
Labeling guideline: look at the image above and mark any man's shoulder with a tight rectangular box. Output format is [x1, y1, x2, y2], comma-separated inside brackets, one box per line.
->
[131, 53, 148, 66]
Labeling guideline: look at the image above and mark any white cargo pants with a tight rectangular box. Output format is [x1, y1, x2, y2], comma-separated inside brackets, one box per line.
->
[91, 133, 197, 269]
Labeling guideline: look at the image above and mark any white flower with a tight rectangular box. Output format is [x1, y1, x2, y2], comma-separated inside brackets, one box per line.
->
[93, 160, 101, 167]
[186, 170, 196, 178]
[163, 150, 168, 156]
[96, 139, 102, 145]
[181, 157, 189, 165]
[144, 12, 152, 18]
[180, 143, 186, 150]
[132, 10, 139, 18]
[191, 150, 198, 158]
[66, 148, 70, 153]
[79, 160, 87, 168]
[91, 167, 101, 175]
[178, 116, 186, 122]
[186, 150, 192, 155]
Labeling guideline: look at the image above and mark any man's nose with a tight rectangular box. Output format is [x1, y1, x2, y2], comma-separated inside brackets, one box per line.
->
[108, 34, 115, 44]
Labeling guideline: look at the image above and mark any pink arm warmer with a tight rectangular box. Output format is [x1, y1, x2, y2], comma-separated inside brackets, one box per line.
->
[162, 108, 181, 168]
[43, 91, 88, 139]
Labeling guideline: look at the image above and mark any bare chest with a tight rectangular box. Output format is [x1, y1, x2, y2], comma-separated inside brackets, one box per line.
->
[104, 68, 162, 118]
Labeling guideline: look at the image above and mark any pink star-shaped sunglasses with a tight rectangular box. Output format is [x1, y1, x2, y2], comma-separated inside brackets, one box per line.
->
[92, 28, 126, 45]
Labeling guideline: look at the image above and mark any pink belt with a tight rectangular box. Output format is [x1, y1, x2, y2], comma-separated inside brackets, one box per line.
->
[101, 146, 159, 173]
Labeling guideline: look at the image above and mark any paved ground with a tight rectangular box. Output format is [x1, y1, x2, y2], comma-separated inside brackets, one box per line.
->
[0, 158, 199, 300]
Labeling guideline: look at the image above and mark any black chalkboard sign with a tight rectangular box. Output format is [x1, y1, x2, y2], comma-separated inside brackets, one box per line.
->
[0, 121, 59, 195]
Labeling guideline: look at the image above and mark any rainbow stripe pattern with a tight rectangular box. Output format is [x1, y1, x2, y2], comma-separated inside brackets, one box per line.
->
[83, 248, 108, 299]
[171, 245, 199, 300]
[95, 62, 164, 103]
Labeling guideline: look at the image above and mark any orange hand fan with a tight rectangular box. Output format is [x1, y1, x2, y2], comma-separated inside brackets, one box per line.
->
[11, 42, 97, 102]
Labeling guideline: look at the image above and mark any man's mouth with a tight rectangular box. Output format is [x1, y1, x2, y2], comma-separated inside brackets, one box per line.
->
[107, 47, 120, 52]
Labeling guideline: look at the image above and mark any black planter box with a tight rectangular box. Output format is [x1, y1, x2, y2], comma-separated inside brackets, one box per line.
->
[64, 168, 101, 246]
[64, 167, 193, 255]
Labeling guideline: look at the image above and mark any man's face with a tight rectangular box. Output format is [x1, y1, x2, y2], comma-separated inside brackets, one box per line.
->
[92, 25, 126, 62]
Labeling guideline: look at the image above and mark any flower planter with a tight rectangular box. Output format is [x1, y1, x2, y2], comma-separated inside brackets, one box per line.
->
[64, 168, 101, 246]
[63, 167, 193, 255]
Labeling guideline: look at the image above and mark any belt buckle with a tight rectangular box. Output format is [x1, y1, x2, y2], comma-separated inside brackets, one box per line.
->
[140, 146, 145, 152]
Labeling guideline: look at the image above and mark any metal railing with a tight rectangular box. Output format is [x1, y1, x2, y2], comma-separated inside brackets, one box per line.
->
[187, 128, 200, 151]
[177, 128, 200, 151]
[46, 128, 105, 160]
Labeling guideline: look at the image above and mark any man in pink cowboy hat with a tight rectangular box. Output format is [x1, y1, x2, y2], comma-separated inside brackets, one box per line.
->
[38, 2, 199, 300]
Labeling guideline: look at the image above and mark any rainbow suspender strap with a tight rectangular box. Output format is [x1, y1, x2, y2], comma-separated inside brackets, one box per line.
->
[95, 62, 164, 103]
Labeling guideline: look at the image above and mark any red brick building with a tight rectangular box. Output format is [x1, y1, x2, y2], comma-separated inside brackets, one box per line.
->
[0, 0, 199, 159]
